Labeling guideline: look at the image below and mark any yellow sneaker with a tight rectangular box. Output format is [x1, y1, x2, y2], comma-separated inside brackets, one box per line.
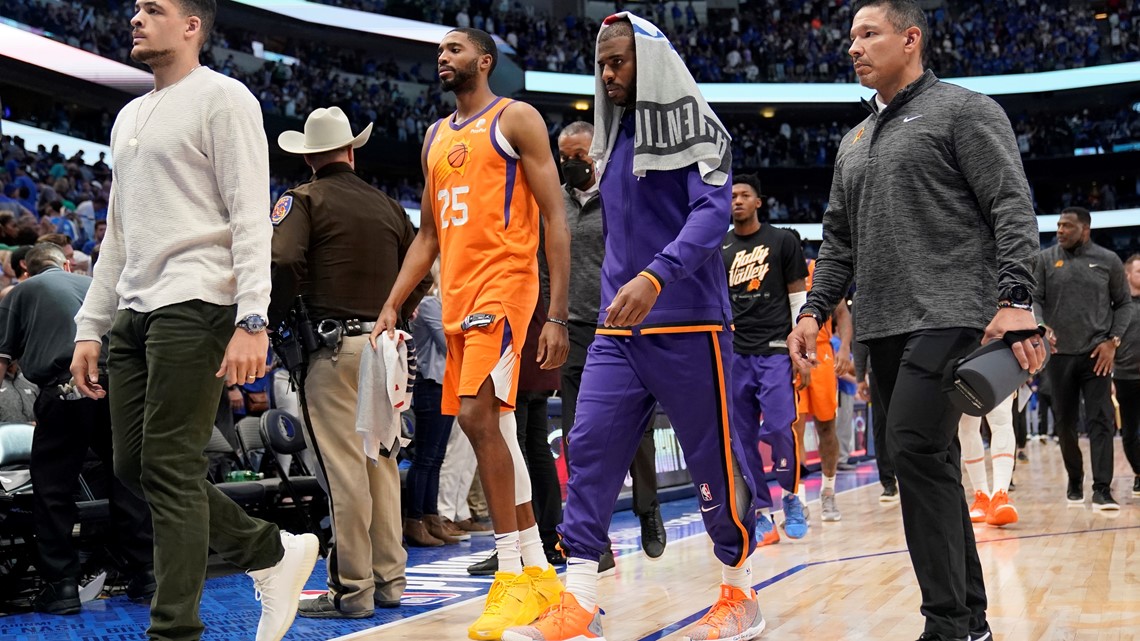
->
[526, 565, 564, 614]
[468, 570, 545, 640]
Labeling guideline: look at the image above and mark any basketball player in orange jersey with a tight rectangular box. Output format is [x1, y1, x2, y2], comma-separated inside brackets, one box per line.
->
[793, 258, 854, 524]
[370, 28, 571, 641]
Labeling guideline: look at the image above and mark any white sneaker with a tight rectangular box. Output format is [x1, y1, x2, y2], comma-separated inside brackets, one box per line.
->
[248, 531, 320, 641]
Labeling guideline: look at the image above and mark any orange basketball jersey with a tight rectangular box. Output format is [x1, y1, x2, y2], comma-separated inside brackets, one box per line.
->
[805, 259, 834, 346]
[425, 97, 540, 338]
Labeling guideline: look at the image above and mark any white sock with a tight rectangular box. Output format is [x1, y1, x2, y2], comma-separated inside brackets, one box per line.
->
[796, 487, 808, 506]
[519, 524, 546, 569]
[722, 558, 753, 596]
[758, 507, 771, 520]
[958, 413, 990, 496]
[989, 395, 1017, 494]
[495, 531, 522, 575]
[821, 475, 836, 493]
[566, 558, 599, 611]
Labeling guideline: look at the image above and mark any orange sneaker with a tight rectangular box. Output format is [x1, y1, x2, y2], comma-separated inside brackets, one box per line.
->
[968, 491, 990, 523]
[985, 490, 1018, 527]
[501, 592, 604, 641]
[682, 584, 765, 641]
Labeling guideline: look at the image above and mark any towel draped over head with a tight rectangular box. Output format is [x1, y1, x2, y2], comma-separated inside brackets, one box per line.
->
[590, 11, 732, 186]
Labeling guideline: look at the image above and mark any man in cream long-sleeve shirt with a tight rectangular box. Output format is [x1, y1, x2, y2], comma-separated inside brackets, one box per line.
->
[69, 2, 317, 641]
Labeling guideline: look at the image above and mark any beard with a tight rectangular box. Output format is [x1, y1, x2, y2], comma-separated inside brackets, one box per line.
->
[131, 45, 175, 66]
[440, 58, 479, 93]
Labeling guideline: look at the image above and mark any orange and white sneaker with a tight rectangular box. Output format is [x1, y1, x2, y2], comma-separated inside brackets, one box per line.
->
[968, 491, 990, 523]
[501, 592, 604, 641]
[681, 584, 766, 641]
[468, 571, 543, 641]
[985, 490, 1018, 527]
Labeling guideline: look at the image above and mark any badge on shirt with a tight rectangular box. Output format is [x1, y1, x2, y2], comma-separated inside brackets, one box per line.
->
[271, 195, 293, 226]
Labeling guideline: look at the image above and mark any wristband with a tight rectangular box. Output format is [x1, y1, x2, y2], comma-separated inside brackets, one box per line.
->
[796, 309, 824, 326]
[546, 318, 568, 328]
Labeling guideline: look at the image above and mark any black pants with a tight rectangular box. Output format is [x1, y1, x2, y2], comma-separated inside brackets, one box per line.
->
[866, 328, 987, 639]
[408, 378, 453, 518]
[867, 372, 895, 487]
[1115, 377, 1140, 476]
[515, 391, 563, 551]
[1013, 396, 1028, 449]
[1047, 354, 1116, 491]
[31, 387, 154, 583]
[561, 320, 658, 517]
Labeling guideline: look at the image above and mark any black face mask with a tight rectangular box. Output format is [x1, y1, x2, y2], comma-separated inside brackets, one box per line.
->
[561, 158, 593, 190]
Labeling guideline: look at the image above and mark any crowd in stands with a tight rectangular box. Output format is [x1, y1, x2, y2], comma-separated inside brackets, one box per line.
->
[0, 0, 451, 147]
[0, 135, 424, 285]
[317, 0, 1139, 81]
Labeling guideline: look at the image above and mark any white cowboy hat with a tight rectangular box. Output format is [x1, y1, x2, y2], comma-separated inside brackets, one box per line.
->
[278, 106, 373, 155]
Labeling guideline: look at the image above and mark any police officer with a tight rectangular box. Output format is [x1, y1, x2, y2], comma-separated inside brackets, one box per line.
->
[270, 107, 431, 619]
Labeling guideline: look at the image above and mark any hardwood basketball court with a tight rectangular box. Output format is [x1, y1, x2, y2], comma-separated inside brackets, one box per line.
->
[339, 439, 1140, 641]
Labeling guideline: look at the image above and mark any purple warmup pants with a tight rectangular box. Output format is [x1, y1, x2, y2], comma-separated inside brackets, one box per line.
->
[731, 352, 801, 511]
[558, 331, 757, 568]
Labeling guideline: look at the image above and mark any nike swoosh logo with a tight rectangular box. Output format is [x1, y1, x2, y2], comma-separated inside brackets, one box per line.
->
[903, 115, 923, 122]
[1089, 263, 1100, 268]
[700, 504, 722, 513]
[722, 244, 733, 250]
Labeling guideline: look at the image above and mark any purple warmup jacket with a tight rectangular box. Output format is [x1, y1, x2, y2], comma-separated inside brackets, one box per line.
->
[596, 113, 734, 333]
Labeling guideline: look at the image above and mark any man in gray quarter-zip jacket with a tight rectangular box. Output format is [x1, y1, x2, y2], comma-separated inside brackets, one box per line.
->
[1034, 207, 1131, 510]
[787, 2, 1045, 641]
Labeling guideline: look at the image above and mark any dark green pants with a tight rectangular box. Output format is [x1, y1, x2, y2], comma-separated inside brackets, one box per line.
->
[109, 300, 283, 641]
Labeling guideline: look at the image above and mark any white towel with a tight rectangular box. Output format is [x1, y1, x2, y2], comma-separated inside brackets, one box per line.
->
[590, 11, 731, 186]
[356, 331, 413, 463]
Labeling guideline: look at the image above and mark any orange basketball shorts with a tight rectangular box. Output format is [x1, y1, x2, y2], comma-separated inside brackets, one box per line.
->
[796, 341, 839, 422]
[441, 314, 522, 416]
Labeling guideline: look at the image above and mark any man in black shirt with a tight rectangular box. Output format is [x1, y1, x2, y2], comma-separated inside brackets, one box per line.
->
[0, 243, 153, 614]
[722, 174, 809, 545]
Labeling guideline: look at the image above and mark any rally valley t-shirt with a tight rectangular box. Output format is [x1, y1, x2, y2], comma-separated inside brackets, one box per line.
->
[721, 225, 808, 355]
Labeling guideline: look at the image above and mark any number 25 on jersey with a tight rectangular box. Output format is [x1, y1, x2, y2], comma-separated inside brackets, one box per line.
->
[438, 186, 470, 229]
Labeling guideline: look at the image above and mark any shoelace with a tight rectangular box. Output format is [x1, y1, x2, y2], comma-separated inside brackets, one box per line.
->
[483, 577, 526, 616]
[784, 497, 804, 520]
[698, 596, 746, 629]
[252, 575, 276, 613]
[643, 510, 663, 533]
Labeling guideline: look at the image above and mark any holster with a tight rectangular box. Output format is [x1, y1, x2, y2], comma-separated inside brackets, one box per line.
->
[271, 296, 319, 387]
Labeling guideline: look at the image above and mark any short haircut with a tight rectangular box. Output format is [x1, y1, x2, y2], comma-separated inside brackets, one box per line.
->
[304, 145, 351, 169]
[10, 245, 31, 278]
[1060, 206, 1092, 227]
[852, 0, 928, 52]
[448, 28, 498, 76]
[599, 16, 634, 43]
[174, 0, 216, 46]
[732, 174, 763, 199]
[1125, 253, 1140, 268]
[558, 121, 594, 141]
[37, 232, 72, 248]
[94, 219, 107, 229]
[26, 242, 67, 275]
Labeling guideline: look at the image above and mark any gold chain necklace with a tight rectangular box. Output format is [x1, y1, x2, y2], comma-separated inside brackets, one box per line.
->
[128, 65, 202, 147]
